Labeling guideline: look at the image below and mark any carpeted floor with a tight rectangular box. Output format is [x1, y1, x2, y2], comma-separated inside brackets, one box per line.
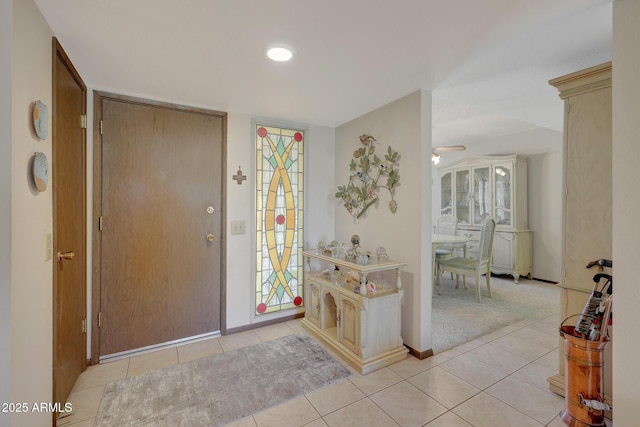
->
[431, 274, 559, 353]
[95, 334, 351, 427]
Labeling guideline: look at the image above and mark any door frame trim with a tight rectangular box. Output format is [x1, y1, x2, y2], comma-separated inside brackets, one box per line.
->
[90, 91, 228, 364]
[52, 37, 87, 418]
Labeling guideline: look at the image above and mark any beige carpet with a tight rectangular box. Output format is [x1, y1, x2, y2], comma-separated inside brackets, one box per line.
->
[432, 275, 559, 353]
[95, 334, 351, 427]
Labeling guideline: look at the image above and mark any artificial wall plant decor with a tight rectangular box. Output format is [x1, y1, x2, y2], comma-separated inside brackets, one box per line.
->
[335, 134, 400, 220]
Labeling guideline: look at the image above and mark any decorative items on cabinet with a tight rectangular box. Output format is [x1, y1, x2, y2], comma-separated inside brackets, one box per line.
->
[301, 249, 407, 374]
[439, 155, 532, 282]
[335, 134, 401, 220]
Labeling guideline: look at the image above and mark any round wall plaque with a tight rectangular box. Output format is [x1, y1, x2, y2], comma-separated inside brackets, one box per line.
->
[33, 100, 49, 140]
[31, 152, 49, 192]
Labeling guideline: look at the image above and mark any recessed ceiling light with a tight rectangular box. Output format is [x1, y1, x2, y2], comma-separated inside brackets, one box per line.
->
[266, 45, 295, 62]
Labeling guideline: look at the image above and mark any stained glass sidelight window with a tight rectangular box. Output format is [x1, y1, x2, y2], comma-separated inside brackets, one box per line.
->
[255, 124, 304, 315]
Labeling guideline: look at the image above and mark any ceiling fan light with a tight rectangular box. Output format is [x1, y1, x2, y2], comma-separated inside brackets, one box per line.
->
[432, 153, 441, 165]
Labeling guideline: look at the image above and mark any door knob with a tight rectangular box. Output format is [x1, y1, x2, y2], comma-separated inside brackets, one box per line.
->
[206, 234, 215, 242]
[57, 251, 75, 261]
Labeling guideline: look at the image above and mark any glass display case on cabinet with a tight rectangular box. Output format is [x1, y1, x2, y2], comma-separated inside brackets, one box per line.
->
[494, 163, 513, 226]
[455, 169, 470, 225]
[441, 171, 452, 215]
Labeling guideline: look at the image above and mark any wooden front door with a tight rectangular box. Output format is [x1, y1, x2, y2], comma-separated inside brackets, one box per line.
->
[52, 38, 87, 408]
[93, 93, 225, 358]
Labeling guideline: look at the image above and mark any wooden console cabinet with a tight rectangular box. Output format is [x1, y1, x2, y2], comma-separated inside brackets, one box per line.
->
[301, 251, 408, 374]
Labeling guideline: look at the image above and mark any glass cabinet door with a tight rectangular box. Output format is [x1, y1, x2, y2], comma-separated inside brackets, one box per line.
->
[493, 163, 512, 226]
[440, 172, 453, 215]
[455, 169, 470, 225]
[472, 166, 491, 226]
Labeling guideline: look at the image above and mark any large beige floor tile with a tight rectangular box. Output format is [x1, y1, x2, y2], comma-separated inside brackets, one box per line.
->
[253, 395, 320, 427]
[532, 316, 560, 337]
[439, 354, 507, 389]
[57, 384, 105, 426]
[510, 326, 560, 351]
[485, 376, 564, 425]
[322, 398, 397, 427]
[453, 392, 543, 427]
[489, 334, 550, 361]
[465, 343, 530, 374]
[429, 347, 462, 365]
[547, 415, 568, 427]
[219, 330, 262, 352]
[305, 379, 365, 416]
[127, 348, 178, 377]
[453, 337, 485, 354]
[387, 354, 434, 378]
[408, 366, 480, 409]
[71, 359, 129, 392]
[511, 361, 558, 393]
[286, 318, 306, 333]
[303, 419, 328, 427]
[348, 367, 403, 395]
[476, 326, 512, 344]
[534, 348, 560, 370]
[369, 381, 447, 427]
[177, 337, 223, 364]
[254, 323, 296, 342]
[425, 411, 472, 426]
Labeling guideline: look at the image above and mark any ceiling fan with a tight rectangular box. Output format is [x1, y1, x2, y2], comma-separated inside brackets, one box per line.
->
[432, 145, 466, 164]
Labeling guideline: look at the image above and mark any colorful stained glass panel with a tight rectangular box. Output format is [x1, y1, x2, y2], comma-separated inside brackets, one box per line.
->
[255, 124, 304, 315]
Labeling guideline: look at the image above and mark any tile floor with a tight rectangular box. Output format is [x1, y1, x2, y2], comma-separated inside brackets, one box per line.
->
[58, 314, 612, 427]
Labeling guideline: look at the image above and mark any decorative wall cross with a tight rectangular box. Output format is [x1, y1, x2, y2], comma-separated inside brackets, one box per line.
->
[233, 166, 247, 185]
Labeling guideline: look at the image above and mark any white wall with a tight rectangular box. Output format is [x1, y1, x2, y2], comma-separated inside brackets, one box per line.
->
[612, 0, 640, 423]
[10, 0, 54, 425]
[0, 0, 12, 425]
[335, 90, 433, 352]
[225, 113, 336, 329]
[431, 127, 563, 281]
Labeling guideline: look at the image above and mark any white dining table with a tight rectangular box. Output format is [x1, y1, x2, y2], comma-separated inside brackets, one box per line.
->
[432, 234, 468, 293]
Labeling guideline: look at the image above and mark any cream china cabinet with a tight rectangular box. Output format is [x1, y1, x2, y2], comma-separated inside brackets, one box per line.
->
[439, 155, 532, 282]
[546, 62, 612, 405]
[301, 251, 408, 374]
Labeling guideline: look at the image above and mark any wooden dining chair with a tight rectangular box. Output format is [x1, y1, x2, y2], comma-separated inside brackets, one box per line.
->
[437, 217, 496, 302]
[434, 214, 458, 282]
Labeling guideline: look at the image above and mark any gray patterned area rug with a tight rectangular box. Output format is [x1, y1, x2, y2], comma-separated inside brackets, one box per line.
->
[95, 333, 351, 427]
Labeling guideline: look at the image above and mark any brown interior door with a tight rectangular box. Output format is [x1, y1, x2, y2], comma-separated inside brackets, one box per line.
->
[52, 38, 87, 408]
[96, 95, 224, 356]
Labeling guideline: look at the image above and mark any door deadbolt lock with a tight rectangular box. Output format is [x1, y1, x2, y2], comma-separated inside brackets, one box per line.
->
[206, 234, 215, 242]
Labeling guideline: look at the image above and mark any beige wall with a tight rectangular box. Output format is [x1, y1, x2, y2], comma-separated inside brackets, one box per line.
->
[612, 0, 640, 423]
[10, 0, 54, 425]
[335, 90, 434, 352]
[1, 0, 12, 424]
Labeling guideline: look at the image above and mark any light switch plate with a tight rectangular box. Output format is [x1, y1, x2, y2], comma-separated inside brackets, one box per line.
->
[231, 220, 245, 235]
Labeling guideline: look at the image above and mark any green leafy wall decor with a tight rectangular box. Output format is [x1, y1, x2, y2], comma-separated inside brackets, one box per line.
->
[335, 134, 401, 220]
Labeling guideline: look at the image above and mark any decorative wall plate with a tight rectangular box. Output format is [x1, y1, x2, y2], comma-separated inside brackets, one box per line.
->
[31, 152, 48, 192]
[33, 100, 49, 140]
